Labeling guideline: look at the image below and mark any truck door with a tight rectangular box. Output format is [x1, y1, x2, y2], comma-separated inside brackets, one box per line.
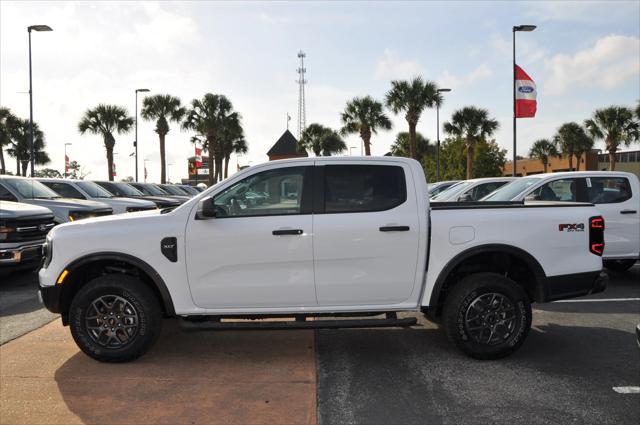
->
[587, 176, 640, 258]
[185, 165, 317, 308]
[312, 163, 421, 306]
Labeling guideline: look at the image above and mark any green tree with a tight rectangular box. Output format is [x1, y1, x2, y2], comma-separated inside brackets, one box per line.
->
[78, 104, 133, 181]
[385, 77, 441, 160]
[389, 131, 434, 161]
[422, 137, 505, 182]
[584, 106, 639, 171]
[141, 95, 186, 184]
[68, 160, 88, 179]
[183, 94, 239, 185]
[553, 122, 593, 171]
[443, 106, 499, 179]
[340, 96, 392, 156]
[5, 118, 50, 176]
[300, 123, 346, 156]
[0, 107, 20, 174]
[528, 139, 559, 173]
[474, 139, 507, 178]
[221, 117, 248, 179]
[34, 168, 62, 178]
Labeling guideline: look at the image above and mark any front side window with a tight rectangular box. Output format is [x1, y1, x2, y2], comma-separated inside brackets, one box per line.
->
[467, 181, 508, 201]
[213, 166, 310, 217]
[324, 165, 406, 213]
[528, 178, 580, 202]
[0, 183, 18, 202]
[42, 182, 85, 199]
[587, 177, 632, 204]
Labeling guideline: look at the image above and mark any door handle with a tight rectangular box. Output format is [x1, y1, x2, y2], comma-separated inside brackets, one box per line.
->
[379, 226, 410, 232]
[620, 210, 637, 214]
[272, 229, 303, 236]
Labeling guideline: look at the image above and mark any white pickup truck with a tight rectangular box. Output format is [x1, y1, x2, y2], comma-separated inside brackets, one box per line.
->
[39, 157, 607, 362]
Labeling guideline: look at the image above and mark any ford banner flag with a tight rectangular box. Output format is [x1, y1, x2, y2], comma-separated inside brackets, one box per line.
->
[515, 65, 537, 118]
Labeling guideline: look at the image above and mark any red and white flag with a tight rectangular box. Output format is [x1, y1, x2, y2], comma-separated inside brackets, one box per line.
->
[194, 147, 203, 168]
[515, 65, 537, 118]
[64, 154, 70, 173]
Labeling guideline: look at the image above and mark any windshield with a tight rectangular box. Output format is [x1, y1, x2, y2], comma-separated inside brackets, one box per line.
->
[431, 181, 471, 200]
[482, 178, 540, 201]
[161, 185, 187, 196]
[97, 181, 143, 197]
[75, 181, 113, 198]
[132, 183, 166, 196]
[179, 185, 199, 195]
[3, 178, 61, 199]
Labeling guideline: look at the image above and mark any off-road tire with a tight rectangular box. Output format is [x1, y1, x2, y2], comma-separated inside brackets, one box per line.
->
[604, 259, 637, 272]
[69, 274, 162, 363]
[442, 272, 531, 360]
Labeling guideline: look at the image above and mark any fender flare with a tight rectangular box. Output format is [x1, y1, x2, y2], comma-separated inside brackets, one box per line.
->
[61, 252, 176, 316]
[427, 243, 548, 306]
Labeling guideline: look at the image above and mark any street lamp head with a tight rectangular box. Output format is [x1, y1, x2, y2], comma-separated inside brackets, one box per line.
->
[136, 88, 150, 93]
[437, 88, 452, 93]
[514, 25, 536, 32]
[28, 25, 53, 32]
[65, 142, 72, 146]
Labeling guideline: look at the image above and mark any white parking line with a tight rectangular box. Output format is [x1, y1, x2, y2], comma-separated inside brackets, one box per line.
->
[553, 298, 640, 303]
[613, 387, 640, 394]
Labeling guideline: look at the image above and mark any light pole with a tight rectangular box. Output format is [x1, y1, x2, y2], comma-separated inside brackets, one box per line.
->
[512, 24, 536, 177]
[167, 163, 173, 183]
[64, 143, 72, 178]
[134, 88, 150, 182]
[436, 88, 451, 182]
[349, 146, 357, 156]
[27, 24, 52, 177]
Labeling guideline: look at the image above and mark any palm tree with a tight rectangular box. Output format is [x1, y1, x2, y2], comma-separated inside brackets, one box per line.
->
[183, 94, 238, 185]
[584, 106, 639, 171]
[0, 107, 19, 174]
[300, 123, 346, 156]
[340, 96, 392, 156]
[443, 106, 499, 179]
[5, 118, 50, 176]
[385, 77, 441, 160]
[140, 95, 186, 184]
[554, 122, 593, 171]
[390, 131, 433, 160]
[528, 139, 558, 173]
[221, 116, 248, 179]
[78, 104, 133, 181]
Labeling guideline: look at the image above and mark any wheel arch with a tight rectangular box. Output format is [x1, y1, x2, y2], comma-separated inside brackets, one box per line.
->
[58, 252, 175, 323]
[427, 244, 547, 315]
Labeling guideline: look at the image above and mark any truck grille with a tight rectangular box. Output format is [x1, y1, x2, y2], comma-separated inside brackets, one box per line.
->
[1, 217, 55, 242]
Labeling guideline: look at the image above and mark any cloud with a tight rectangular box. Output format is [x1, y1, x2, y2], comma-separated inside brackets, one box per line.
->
[438, 63, 493, 89]
[525, 1, 640, 24]
[543, 35, 640, 95]
[374, 49, 424, 80]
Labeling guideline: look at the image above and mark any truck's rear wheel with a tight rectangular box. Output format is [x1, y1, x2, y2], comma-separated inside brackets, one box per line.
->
[69, 274, 162, 363]
[604, 259, 637, 272]
[442, 273, 531, 360]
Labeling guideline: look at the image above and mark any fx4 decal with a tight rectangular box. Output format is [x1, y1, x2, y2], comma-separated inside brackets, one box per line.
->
[559, 223, 585, 232]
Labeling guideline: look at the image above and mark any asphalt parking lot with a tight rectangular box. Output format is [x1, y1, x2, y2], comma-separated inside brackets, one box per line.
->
[1, 265, 639, 424]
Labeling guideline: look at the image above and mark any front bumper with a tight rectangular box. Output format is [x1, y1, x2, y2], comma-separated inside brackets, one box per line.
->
[0, 242, 44, 266]
[39, 284, 63, 314]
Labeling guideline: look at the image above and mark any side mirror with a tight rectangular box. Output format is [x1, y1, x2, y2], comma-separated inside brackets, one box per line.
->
[198, 198, 217, 219]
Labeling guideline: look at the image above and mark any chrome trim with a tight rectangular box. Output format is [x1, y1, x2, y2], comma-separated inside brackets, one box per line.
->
[0, 243, 44, 264]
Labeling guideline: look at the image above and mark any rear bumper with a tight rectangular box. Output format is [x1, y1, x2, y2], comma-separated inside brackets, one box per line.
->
[544, 270, 608, 302]
[0, 242, 44, 266]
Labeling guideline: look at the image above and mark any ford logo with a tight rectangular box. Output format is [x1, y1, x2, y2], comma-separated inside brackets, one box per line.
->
[518, 86, 534, 93]
[38, 224, 47, 232]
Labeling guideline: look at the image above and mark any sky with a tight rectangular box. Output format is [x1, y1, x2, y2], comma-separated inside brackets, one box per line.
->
[1, 0, 639, 183]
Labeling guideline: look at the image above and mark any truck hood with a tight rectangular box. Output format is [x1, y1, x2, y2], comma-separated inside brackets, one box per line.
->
[51, 207, 163, 234]
[23, 198, 111, 211]
[102, 197, 157, 209]
[0, 201, 53, 218]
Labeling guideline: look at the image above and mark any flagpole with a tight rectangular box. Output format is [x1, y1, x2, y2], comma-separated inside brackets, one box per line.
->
[512, 28, 517, 177]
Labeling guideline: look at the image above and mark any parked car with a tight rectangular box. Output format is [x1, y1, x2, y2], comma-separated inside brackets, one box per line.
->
[177, 185, 200, 196]
[94, 181, 181, 209]
[1, 201, 55, 273]
[431, 177, 516, 202]
[158, 184, 194, 199]
[38, 179, 157, 214]
[0, 176, 112, 224]
[39, 157, 607, 362]
[129, 182, 190, 202]
[428, 180, 460, 197]
[482, 171, 640, 271]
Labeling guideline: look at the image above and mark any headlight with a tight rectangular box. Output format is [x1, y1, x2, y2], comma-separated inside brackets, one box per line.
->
[43, 236, 53, 267]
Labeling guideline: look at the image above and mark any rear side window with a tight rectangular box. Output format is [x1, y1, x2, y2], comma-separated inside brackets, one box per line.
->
[324, 165, 406, 213]
[528, 178, 582, 202]
[468, 181, 508, 201]
[43, 182, 85, 199]
[587, 177, 632, 204]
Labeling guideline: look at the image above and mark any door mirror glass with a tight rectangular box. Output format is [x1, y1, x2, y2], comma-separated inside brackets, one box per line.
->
[199, 198, 217, 218]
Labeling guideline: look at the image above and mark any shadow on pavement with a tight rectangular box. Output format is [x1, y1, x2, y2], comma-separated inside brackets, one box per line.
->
[316, 324, 639, 425]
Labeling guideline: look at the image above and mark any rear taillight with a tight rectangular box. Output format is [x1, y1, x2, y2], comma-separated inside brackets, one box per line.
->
[589, 216, 605, 256]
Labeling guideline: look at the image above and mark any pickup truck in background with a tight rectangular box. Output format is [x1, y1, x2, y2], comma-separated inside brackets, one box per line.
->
[94, 181, 182, 209]
[0, 176, 113, 224]
[39, 157, 607, 363]
[483, 171, 640, 271]
[1, 201, 55, 273]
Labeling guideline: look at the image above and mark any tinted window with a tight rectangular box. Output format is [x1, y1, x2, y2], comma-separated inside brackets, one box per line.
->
[467, 181, 508, 201]
[42, 182, 85, 199]
[528, 178, 580, 201]
[213, 166, 310, 217]
[587, 177, 632, 204]
[324, 165, 406, 213]
[2, 178, 60, 199]
[0, 184, 18, 202]
[75, 181, 113, 198]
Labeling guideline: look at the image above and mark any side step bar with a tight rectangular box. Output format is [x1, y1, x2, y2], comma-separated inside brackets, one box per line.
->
[180, 313, 417, 331]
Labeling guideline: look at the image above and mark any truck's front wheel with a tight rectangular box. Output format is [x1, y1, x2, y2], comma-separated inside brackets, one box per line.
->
[69, 274, 162, 363]
[443, 273, 531, 360]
